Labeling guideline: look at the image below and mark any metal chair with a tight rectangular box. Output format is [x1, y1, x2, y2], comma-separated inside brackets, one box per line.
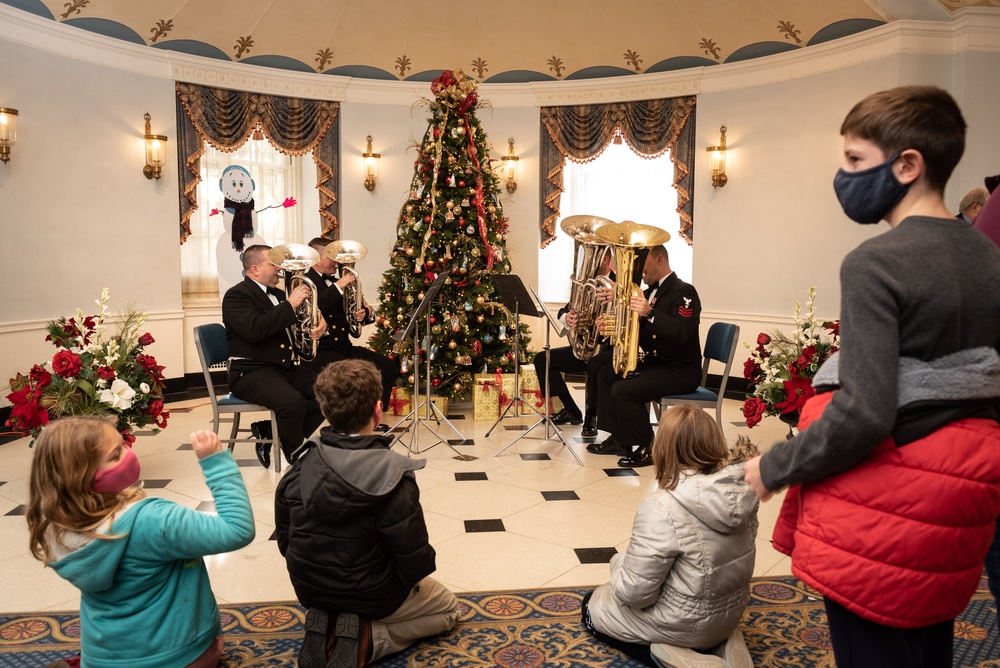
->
[193, 323, 282, 472]
[655, 322, 740, 431]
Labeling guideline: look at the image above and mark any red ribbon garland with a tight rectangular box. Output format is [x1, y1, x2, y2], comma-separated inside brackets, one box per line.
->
[462, 113, 495, 269]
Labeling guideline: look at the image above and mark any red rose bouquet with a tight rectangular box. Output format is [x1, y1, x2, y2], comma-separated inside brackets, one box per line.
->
[742, 287, 839, 428]
[6, 289, 169, 445]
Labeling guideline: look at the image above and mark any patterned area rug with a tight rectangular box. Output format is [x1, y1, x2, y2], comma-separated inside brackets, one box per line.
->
[1, 576, 997, 667]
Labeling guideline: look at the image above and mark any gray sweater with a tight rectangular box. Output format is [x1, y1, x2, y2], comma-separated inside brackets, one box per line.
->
[761, 216, 1000, 490]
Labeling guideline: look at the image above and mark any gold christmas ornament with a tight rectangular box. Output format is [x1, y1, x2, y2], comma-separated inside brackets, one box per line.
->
[476, 315, 485, 323]
[457, 126, 466, 136]
[417, 292, 425, 300]
[405, 204, 414, 213]
[431, 325, 443, 335]
[381, 277, 388, 285]
[405, 246, 414, 256]
[476, 295, 485, 304]
[408, 375, 415, 384]
[453, 382, 463, 392]
[448, 341, 457, 349]
[472, 248, 481, 257]
[446, 200, 454, 209]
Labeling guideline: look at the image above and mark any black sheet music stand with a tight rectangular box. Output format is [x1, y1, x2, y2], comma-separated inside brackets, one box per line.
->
[491, 281, 583, 465]
[389, 272, 472, 461]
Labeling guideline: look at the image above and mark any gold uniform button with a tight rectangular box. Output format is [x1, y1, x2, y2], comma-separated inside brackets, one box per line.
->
[652, 335, 657, 339]
[280, 344, 286, 349]
[281, 358, 287, 363]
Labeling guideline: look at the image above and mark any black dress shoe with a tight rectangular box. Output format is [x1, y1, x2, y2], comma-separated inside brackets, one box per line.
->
[581, 413, 599, 437]
[551, 408, 583, 425]
[374, 423, 390, 432]
[250, 421, 272, 468]
[618, 446, 653, 468]
[587, 436, 624, 455]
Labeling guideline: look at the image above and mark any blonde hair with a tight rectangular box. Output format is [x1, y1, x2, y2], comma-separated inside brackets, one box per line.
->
[26, 416, 145, 565]
[652, 405, 729, 490]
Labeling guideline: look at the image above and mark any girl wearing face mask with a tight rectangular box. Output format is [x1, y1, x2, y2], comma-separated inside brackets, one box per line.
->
[26, 417, 255, 668]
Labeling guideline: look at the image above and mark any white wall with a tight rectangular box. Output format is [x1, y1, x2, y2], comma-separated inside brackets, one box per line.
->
[2, 6, 1000, 404]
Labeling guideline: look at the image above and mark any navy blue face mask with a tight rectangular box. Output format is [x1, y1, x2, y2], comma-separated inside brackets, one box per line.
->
[833, 152, 909, 225]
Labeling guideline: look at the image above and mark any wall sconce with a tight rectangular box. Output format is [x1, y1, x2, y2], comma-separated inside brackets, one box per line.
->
[0, 107, 18, 164]
[362, 135, 380, 192]
[500, 138, 519, 194]
[142, 112, 168, 180]
[706, 125, 727, 188]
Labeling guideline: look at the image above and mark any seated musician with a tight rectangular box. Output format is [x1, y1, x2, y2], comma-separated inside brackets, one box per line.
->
[221, 244, 327, 467]
[303, 237, 398, 430]
[533, 252, 614, 436]
[591, 245, 702, 467]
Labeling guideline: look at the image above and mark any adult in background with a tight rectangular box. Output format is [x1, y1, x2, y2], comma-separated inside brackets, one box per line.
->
[592, 245, 702, 467]
[304, 237, 397, 431]
[745, 86, 1000, 668]
[956, 186, 988, 223]
[222, 244, 326, 467]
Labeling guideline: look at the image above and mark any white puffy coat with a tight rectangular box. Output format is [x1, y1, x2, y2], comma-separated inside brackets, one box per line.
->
[588, 463, 759, 648]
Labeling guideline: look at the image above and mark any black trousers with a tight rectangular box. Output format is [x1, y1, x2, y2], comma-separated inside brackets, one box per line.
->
[824, 599, 953, 668]
[304, 345, 399, 411]
[596, 361, 700, 450]
[533, 346, 612, 416]
[229, 361, 325, 460]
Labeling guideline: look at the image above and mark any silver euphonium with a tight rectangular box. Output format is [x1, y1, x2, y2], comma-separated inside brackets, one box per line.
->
[267, 244, 321, 363]
[561, 215, 616, 362]
[324, 240, 369, 339]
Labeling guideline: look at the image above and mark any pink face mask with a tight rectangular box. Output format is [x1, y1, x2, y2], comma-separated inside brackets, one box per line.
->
[92, 446, 141, 494]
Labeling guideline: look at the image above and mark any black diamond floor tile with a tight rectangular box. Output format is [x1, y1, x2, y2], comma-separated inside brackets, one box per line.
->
[503, 424, 529, 431]
[575, 547, 618, 564]
[176, 443, 193, 450]
[236, 459, 263, 468]
[455, 472, 488, 481]
[196, 501, 216, 513]
[446, 414, 466, 420]
[519, 453, 551, 461]
[5, 505, 26, 517]
[604, 468, 639, 477]
[143, 479, 171, 489]
[269, 529, 278, 541]
[464, 519, 505, 533]
[542, 490, 579, 501]
[573, 436, 599, 443]
[447, 439, 475, 445]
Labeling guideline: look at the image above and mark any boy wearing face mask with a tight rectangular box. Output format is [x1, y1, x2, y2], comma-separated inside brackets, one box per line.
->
[743, 86, 1000, 667]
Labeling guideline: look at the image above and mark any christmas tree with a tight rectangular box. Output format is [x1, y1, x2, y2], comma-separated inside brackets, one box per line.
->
[370, 69, 531, 400]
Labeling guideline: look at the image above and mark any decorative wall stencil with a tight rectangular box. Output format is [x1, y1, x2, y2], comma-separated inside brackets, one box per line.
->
[315, 48, 334, 71]
[149, 19, 174, 44]
[59, 0, 89, 20]
[471, 57, 489, 80]
[699, 38, 722, 61]
[777, 20, 803, 45]
[234, 35, 254, 60]
[395, 54, 411, 78]
[547, 56, 565, 78]
[623, 49, 643, 72]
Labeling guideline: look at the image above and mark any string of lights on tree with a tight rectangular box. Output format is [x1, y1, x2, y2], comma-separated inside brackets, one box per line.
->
[369, 69, 531, 400]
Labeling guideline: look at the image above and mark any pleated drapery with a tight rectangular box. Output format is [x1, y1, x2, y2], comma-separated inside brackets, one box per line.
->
[175, 83, 340, 243]
[539, 96, 696, 247]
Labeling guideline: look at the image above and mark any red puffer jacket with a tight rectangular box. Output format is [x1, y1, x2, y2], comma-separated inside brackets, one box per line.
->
[773, 392, 1000, 628]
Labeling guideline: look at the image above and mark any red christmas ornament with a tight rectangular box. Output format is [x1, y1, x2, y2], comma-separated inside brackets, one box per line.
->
[472, 339, 483, 356]
[424, 215, 432, 223]
[432, 377, 442, 387]
[474, 280, 481, 286]
[458, 180, 466, 187]
[430, 316, 437, 324]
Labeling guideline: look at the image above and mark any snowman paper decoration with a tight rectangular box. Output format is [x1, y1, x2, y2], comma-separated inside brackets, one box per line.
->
[215, 165, 267, 296]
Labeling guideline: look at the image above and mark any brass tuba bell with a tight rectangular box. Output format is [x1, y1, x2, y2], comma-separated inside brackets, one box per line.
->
[595, 221, 671, 376]
[561, 215, 615, 361]
[268, 243, 321, 363]
[324, 240, 369, 339]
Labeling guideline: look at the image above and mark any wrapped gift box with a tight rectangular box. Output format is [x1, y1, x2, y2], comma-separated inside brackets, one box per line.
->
[473, 371, 517, 420]
[388, 387, 411, 416]
[518, 367, 564, 415]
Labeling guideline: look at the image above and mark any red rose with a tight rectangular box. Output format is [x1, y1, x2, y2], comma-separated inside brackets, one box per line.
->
[743, 358, 760, 381]
[29, 365, 52, 387]
[52, 350, 83, 378]
[147, 398, 164, 418]
[135, 354, 165, 378]
[742, 397, 768, 428]
[96, 365, 116, 380]
[756, 333, 771, 346]
[122, 429, 136, 446]
[138, 332, 155, 346]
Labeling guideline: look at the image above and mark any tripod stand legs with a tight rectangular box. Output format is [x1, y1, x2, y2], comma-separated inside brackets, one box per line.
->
[390, 399, 474, 461]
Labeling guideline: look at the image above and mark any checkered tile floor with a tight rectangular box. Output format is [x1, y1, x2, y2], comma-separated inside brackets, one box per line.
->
[0, 386, 792, 613]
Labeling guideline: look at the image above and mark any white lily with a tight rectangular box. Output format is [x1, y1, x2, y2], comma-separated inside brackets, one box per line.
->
[99, 379, 136, 410]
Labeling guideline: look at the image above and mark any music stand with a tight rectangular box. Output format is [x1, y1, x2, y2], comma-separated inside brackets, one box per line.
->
[389, 272, 472, 461]
[492, 284, 583, 465]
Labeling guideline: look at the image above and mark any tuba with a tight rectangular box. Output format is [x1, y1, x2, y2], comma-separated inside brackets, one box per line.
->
[324, 240, 368, 339]
[595, 221, 671, 376]
[561, 215, 615, 361]
[268, 244, 320, 363]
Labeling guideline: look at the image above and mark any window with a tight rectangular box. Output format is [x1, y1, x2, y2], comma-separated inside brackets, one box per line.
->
[539, 141, 691, 305]
[180, 140, 303, 300]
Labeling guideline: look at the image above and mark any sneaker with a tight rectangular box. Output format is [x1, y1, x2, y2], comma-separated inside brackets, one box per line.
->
[298, 608, 330, 668]
[250, 421, 272, 468]
[328, 612, 373, 668]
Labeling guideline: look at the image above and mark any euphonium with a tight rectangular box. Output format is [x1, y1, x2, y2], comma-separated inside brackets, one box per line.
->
[561, 215, 615, 361]
[324, 240, 369, 339]
[595, 221, 671, 376]
[268, 244, 321, 363]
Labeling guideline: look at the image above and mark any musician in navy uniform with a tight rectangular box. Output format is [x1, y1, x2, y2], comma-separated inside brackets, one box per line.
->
[591, 245, 702, 467]
[303, 237, 398, 429]
[222, 244, 327, 467]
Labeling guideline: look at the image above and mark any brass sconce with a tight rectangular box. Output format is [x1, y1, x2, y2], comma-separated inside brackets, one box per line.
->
[362, 135, 380, 192]
[0, 107, 18, 164]
[142, 112, 168, 180]
[500, 138, 519, 194]
[706, 126, 727, 188]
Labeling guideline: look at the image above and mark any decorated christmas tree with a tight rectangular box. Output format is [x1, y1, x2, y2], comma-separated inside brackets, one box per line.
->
[370, 69, 531, 400]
